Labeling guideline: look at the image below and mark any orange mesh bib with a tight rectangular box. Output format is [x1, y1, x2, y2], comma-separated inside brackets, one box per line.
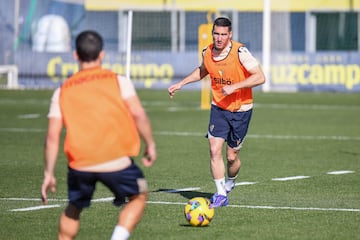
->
[60, 67, 140, 168]
[203, 41, 253, 112]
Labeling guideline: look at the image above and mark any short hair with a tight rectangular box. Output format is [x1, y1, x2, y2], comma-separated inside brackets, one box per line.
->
[213, 17, 232, 32]
[75, 30, 103, 62]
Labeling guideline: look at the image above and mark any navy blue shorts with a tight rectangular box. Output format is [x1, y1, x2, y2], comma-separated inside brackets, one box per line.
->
[207, 104, 252, 149]
[67, 160, 147, 209]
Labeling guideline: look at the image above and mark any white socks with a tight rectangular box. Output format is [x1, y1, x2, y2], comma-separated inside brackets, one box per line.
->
[214, 178, 227, 196]
[225, 175, 237, 192]
[215, 175, 238, 195]
[111, 226, 130, 240]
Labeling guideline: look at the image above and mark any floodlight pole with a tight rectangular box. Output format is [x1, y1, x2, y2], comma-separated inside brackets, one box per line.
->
[262, 0, 271, 92]
[125, 10, 133, 80]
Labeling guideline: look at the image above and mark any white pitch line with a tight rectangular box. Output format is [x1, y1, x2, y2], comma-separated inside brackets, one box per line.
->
[10, 204, 61, 212]
[229, 205, 360, 212]
[1, 128, 359, 141]
[272, 176, 310, 181]
[247, 134, 360, 141]
[6, 199, 360, 213]
[1, 197, 43, 201]
[254, 103, 360, 111]
[327, 170, 355, 175]
[0, 128, 45, 132]
[235, 182, 257, 186]
[3, 170, 356, 212]
[91, 197, 114, 202]
[146, 201, 360, 213]
[153, 131, 360, 141]
[17, 114, 41, 119]
[0, 197, 68, 202]
[141, 100, 360, 111]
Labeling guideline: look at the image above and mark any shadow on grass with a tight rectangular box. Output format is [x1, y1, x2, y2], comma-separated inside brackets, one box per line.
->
[179, 224, 210, 228]
[152, 189, 213, 200]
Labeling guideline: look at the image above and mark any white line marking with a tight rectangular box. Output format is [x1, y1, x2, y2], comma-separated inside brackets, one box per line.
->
[235, 182, 257, 186]
[272, 176, 310, 181]
[229, 205, 360, 212]
[1, 128, 359, 141]
[0, 128, 45, 132]
[247, 134, 360, 141]
[254, 103, 360, 111]
[17, 114, 40, 119]
[10, 204, 61, 212]
[4, 198, 360, 213]
[153, 131, 360, 141]
[146, 201, 360, 213]
[327, 170, 355, 175]
[91, 197, 114, 202]
[1, 197, 43, 201]
[149, 102, 360, 111]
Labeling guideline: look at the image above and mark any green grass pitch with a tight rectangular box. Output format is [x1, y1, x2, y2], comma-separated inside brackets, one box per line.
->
[0, 89, 359, 239]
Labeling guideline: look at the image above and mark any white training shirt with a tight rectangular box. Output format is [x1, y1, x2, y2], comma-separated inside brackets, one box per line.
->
[237, 46, 259, 71]
[47, 75, 136, 118]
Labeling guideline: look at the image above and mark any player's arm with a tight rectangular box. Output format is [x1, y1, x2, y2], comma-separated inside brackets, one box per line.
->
[119, 76, 156, 167]
[222, 47, 266, 96]
[42, 117, 62, 204]
[168, 62, 208, 98]
[42, 88, 63, 204]
[125, 95, 156, 167]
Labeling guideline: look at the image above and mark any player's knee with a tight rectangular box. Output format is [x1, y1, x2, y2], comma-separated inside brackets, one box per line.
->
[226, 152, 239, 164]
[129, 192, 147, 202]
[64, 204, 81, 220]
[209, 146, 222, 158]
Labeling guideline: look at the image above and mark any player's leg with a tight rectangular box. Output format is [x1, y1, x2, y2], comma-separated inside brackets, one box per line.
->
[207, 105, 230, 207]
[225, 146, 240, 192]
[209, 137, 226, 180]
[100, 161, 148, 240]
[114, 192, 147, 238]
[58, 204, 82, 240]
[62, 167, 96, 239]
[225, 109, 253, 193]
[208, 136, 229, 207]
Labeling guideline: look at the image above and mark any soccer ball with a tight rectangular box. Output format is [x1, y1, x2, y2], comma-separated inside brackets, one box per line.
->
[184, 197, 215, 227]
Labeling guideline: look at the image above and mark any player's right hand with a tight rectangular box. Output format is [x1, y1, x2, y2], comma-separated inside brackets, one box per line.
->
[167, 83, 182, 98]
[41, 174, 57, 204]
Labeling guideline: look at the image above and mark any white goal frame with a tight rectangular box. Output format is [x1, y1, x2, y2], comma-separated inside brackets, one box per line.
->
[0, 65, 19, 89]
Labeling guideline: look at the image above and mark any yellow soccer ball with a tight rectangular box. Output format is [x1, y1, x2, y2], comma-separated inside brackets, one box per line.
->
[184, 197, 215, 227]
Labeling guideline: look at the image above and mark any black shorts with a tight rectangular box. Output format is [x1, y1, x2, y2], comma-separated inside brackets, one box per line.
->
[207, 104, 252, 149]
[67, 160, 147, 209]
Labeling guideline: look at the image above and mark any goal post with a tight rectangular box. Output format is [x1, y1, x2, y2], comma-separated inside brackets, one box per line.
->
[0, 65, 19, 89]
[198, 22, 213, 110]
[261, 0, 271, 92]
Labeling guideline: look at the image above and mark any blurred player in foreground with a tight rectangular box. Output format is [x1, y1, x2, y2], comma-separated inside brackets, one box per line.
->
[41, 30, 157, 240]
[168, 17, 265, 207]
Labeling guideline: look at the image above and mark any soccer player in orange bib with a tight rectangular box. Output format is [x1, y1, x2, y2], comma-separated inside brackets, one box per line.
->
[168, 17, 265, 207]
[41, 30, 156, 240]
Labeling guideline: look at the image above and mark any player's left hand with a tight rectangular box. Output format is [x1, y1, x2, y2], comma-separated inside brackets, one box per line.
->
[142, 144, 157, 167]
